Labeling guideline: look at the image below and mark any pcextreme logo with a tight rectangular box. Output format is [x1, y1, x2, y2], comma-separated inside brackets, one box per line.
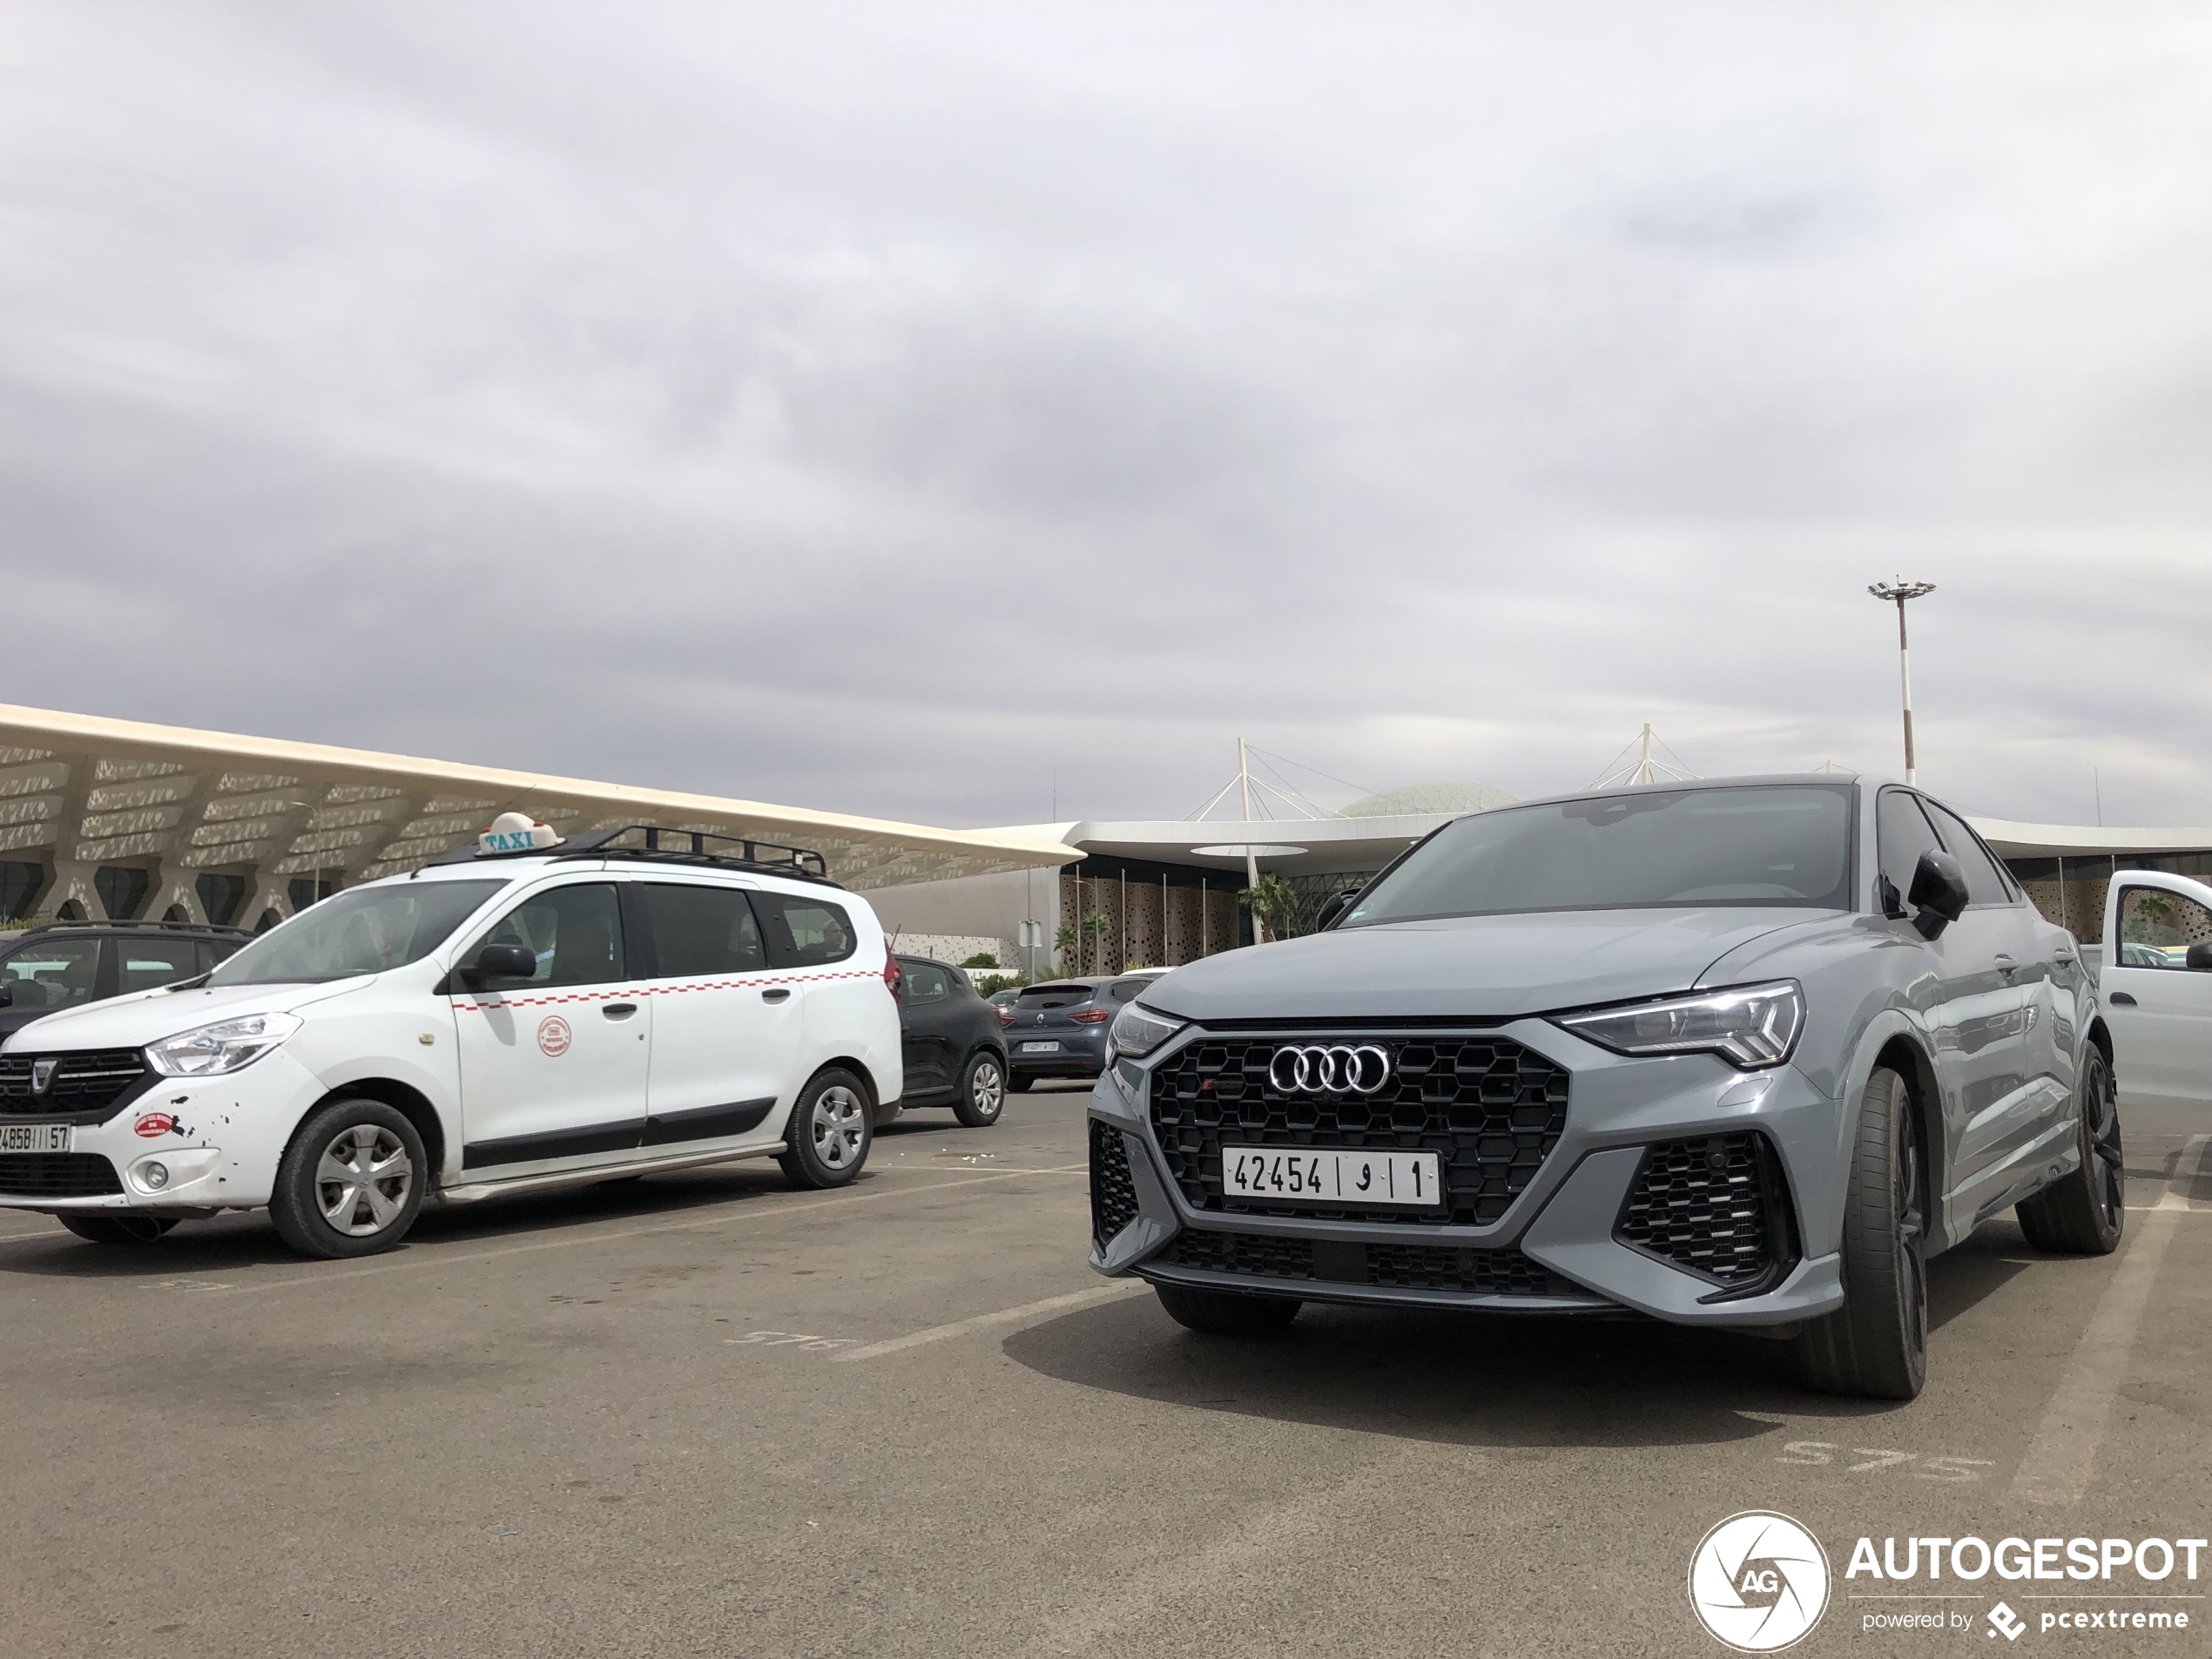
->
[1689, 1511, 1832, 1652]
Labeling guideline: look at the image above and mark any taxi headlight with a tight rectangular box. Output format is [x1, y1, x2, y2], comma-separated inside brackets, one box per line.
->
[1107, 1001, 1184, 1061]
[145, 1012, 304, 1077]
[1552, 981, 1804, 1070]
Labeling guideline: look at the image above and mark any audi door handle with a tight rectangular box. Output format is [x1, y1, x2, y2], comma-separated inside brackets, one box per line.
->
[761, 988, 792, 1003]
[603, 1003, 638, 1020]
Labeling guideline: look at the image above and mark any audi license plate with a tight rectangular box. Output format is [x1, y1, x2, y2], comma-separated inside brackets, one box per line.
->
[0, 1123, 71, 1154]
[1222, 1146, 1440, 1208]
[1020, 1041, 1060, 1053]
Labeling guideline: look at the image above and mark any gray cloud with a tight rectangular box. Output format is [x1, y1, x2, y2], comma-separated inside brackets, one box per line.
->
[3, 1, 2209, 838]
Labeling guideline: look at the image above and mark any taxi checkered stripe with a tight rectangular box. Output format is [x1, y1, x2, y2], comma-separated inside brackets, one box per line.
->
[454, 968, 877, 1012]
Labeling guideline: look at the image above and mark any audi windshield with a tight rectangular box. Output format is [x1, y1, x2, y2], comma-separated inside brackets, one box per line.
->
[1340, 784, 1853, 926]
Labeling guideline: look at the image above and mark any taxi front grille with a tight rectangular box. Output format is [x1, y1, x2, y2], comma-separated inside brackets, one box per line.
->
[1089, 1120, 1141, 1250]
[0, 1153, 124, 1198]
[0, 1050, 153, 1118]
[1153, 1228, 1570, 1298]
[1148, 1035, 1570, 1225]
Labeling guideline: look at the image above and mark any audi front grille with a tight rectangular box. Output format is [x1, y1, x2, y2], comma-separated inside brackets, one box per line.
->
[0, 1050, 153, 1119]
[1153, 1227, 1574, 1298]
[1614, 1132, 1798, 1291]
[1148, 1035, 1570, 1225]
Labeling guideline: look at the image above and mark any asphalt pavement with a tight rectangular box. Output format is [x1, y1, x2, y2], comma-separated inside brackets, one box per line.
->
[2, 1082, 2206, 1658]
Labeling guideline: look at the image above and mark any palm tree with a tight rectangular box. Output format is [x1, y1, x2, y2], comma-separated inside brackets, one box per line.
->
[1239, 873, 1300, 944]
[1053, 922, 1076, 976]
[1078, 909, 1111, 974]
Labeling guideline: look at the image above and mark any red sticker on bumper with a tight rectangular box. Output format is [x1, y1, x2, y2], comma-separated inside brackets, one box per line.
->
[134, 1113, 176, 1138]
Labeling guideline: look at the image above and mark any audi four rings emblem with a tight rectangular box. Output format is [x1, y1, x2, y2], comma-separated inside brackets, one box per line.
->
[1268, 1043, 1392, 1095]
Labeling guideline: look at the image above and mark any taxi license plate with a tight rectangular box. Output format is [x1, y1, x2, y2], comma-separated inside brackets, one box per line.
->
[1020, 1041, 1060, 1053]
[0, 1123, 71, 1154]
[1222, 1146, 1441, 1208]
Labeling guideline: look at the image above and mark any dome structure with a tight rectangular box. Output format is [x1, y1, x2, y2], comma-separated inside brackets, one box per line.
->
[1340, 782, 1519, 819]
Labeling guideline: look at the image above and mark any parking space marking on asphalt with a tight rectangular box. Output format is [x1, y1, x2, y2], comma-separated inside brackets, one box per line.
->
[831, 1280, 1145, 1361]
[2007, 1135, 2209, 1507]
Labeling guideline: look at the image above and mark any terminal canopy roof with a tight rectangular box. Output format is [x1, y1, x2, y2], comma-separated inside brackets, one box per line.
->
[0, 704, 1076, 894]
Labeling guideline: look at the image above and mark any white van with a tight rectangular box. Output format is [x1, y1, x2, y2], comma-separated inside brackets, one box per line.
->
[0, 821, 903, 1258]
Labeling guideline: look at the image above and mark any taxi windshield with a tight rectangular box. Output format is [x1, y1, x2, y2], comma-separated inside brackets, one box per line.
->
[207, 880, 504, 985]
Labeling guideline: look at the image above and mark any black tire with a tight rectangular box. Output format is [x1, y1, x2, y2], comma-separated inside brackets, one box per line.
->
[1794, 1066, 1928, 1400]
[954, 1051, 1008, 1128]
[2016, 1045, 2124, 1254]
[59, 1214, 179, 1245]
[268, 1098, 428, 1260]
[778, 1067, 873, 1190]
[1007, 1073, 1035, 1094]
[1153, 1282, 1302, 1335]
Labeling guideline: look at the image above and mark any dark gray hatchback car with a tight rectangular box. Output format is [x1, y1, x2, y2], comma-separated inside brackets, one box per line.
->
[1005, 976, 1156, 1089]
[1089, 775, 2120, 1399]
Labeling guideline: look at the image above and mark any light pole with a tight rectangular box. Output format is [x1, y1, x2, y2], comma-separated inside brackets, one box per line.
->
[1868, 579, 1936, 783]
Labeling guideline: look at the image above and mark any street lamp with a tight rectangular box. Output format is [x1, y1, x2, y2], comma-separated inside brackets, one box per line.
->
[1868, 578, 1936, 783]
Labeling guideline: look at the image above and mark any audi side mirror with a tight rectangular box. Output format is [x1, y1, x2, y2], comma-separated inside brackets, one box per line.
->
[461, 942, 537, 983]
[2188, 942, 2212, 973]
[1906, 850, 1970, 940]
[1313, 888, 1363, 931]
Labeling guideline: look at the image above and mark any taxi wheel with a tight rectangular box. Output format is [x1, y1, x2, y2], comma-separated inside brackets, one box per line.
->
[1154, 1283, 1301, 1336]
[779, 1069, 873, 1190]
[954, 1052, 1008, 1128]
[59, 1214, 179, 1245]
[269, 1098, 428, 1260]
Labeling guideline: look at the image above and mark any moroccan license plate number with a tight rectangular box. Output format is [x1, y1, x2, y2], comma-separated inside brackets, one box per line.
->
[0, 1123, 71, 1154]
[1221, 1146, 1441, 1208]
[1020, 1041, 1060, 1053]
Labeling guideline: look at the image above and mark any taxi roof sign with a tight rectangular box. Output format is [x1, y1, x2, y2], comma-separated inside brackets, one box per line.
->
[478, 812, 563, 854]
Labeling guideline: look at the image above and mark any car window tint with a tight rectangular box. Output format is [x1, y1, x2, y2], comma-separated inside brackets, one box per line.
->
[1919, 800, 2012, 907]
[2115, 887, 2212, 968]
[1108, 979, 1148, 1002]
[3, 939, 102, 1008]
[903, 961, 950, 1002]
[1875, 789, 1945, 912]
[119, 939, 200, 995]
[752, 893, 857, 968]
[642, 883, 765, 977]
[477, 883, 626, 987]
[1017, 984, 1092, 1008]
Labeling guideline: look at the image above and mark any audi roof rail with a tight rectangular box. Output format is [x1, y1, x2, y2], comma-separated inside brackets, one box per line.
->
[426, 824, 836, 886]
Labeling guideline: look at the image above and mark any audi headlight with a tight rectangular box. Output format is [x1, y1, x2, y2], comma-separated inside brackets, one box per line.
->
[145, 1012, 304, 1077]
[1552, 981, 1804, 1070]
[1107, 1001, 1184, 1061]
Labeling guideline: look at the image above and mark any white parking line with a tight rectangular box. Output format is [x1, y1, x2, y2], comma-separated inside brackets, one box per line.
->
[831, 1280, 1145, 1362]
[2008, 1135, 2209, 1507]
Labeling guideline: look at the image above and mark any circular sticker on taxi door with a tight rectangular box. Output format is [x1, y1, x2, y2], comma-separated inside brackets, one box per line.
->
[536, 1015, 573, 1057]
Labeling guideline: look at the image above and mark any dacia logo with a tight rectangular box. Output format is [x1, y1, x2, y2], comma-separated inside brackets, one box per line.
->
[30, 1058, 58, 1094]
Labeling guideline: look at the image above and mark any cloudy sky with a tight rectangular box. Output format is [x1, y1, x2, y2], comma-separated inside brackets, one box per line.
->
[4, 3, 2210, 833]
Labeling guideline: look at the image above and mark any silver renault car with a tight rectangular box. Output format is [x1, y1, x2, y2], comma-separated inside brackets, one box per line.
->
[1087, 775, 2121, 1399]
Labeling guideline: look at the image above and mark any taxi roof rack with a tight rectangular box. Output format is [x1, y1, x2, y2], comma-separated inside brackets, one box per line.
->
[428, 824, 834, 885]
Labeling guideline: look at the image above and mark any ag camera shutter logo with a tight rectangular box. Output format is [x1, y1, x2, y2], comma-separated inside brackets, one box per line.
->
[1688, 1511, 1831, 1652]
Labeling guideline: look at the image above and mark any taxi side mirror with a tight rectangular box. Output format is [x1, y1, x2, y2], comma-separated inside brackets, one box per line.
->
[1907, 850, 1970, 940]
[2187, 942, 2212, 973]
[460, 942, 537, 984]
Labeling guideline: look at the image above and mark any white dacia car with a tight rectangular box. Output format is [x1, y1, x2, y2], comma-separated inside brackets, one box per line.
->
[0, 819, 903, 1257]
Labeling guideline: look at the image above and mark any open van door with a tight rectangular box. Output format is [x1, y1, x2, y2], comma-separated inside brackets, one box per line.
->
[2102, 870, 2212, 1108]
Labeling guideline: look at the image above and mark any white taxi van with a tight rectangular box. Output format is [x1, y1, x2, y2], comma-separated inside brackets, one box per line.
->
[0, 819, 902, 1257]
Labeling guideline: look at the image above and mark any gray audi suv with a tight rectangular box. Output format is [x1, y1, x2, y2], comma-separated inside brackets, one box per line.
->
[1088, 776, 2121, 1399]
